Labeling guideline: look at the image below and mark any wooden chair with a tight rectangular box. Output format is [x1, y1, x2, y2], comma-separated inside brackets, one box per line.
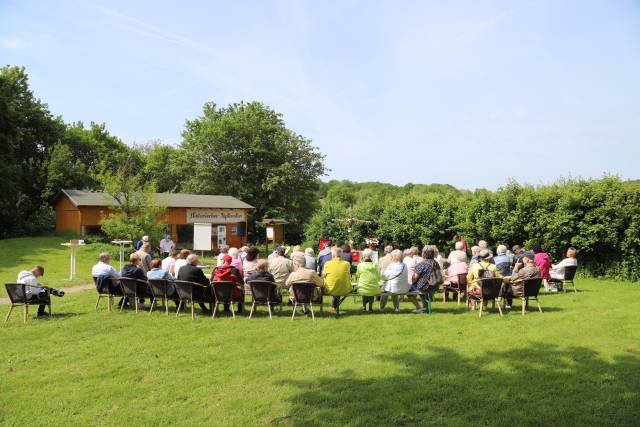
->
[442, 273, 467, 304]
[173, 280, 214, 320]
[290, 282, 319, 321]
[562, 266, 578, 293]
[211, 281, 240, 319]
[119, 277, 150, 313]
[4, 283, 50, 324]
[515, 278, 543, 316]
[247, 280, 278, 319]
[92, 276, 122, 312]
[147, 279, 173, 315]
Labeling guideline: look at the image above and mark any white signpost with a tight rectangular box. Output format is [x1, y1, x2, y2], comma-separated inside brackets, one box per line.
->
[217, 225, 227, 248]
[61, 240, 86, 280]
[111, 240, 133, 272]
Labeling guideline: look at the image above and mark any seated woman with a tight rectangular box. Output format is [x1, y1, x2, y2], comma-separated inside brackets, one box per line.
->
[212, 254, 244, 313]
[493, 245, 512, 276]
[443, 255, 469, 301]
[549, 247, 578, 282]
[174, 249, 190, 277]
[466, 249, 503, 311]
[414, 245, 444, 312]
[323, 246, 353, 313]
[381, 249, 410, 313]
[355, 248, 382, 312]
[146, 258, 180, 307]
[242, 247, 260, 297]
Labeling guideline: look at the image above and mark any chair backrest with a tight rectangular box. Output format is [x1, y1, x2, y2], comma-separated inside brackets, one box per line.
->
[120, 277, 140, 298]
[93, 275, 117, 295]
[212, 281, 236, 303]
[563, 265, 577, 281]
[5, 283, 26, 304]
[173, 280, 195, 300]
[147, 279, 170, 297]
[248, 280, 276, 302]
[496, 262, 512, 276]
[291, 282, 316, 304]
[480, 278, 503, 299]
[456, 273, 468, 287]
[523, 278, 543, 297]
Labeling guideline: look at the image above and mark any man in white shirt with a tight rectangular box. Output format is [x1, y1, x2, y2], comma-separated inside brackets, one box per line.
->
[92, 252, 121, 282]
[159, 235, 175, 257]
[17, 266, 49, 316]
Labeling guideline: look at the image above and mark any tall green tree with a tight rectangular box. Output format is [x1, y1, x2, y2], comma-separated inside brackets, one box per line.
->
[178, 101, 327, 241]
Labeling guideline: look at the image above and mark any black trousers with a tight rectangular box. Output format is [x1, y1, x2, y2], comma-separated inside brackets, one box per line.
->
[362, 296, 374, 309]
[28, 292, 49, 314]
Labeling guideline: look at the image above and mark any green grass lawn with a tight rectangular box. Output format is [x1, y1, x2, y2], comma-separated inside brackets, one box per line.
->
[1, 278, 638, 426]
[0, 236, 218, 296]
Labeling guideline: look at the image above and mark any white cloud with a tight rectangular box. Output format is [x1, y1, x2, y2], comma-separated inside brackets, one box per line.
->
[0, 36, 26, 51]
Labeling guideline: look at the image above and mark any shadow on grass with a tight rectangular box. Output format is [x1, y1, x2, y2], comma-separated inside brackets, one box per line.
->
[278, 344, 640, 426]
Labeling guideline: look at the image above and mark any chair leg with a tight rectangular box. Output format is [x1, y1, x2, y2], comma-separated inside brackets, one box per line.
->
[521, 298, 526, 316]
[95, 295, 101, 310]
[108, 296, 113, 312]
[165, 298, 169, 316]
[496, 299, 503, 316]
[310, 303, 315, 321]
[291, 302, 297, 320]
[120, 297, 126, 312]
[457, 290, 461, 305]
[536, 297, 542, 313]
[212, 302, 218, 319]
[191, 302, 195, 320]
[134, 296, 139, 314]
[23, 304, 28, 323]
[176, 301, 182, 317]
[149, 298, 156, 315]
[249, 301, 256, 319]
[478, 299, 483, 318]
[4, 304, 14, 325]
[230, 301, 235, 320]
[267, 301, 273, 319]
[48, 301, 52, 318]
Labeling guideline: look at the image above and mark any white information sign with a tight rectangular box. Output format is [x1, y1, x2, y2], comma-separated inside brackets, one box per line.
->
[266, 226, 274, 240]
[217, 225, 227, 247]
[193, 223, 212, 251]
[186, 208, 246, 223]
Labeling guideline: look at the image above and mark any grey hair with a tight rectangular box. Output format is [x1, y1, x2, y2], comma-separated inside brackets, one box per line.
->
[455, 241, 464, 250]
[497, 244, 507, 255]
[305, 247, 314, 256]
[331, 246, 343, 258]
[391, 249, 403, 262]
[228, 247, 239, 257]
[471, 245, 480, 255]
[186, 254, 199, 265]
[99, 252, 111, 262]
[362, 248, 373, 260]
[478, 240, 488, 249]
[292, 254, 306, 267]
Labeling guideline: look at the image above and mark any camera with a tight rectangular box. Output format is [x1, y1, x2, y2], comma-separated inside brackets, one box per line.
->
[48, 288, 65, 297]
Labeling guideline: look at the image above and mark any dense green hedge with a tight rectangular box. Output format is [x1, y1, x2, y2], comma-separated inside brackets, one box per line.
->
[304, 177, 640, 281]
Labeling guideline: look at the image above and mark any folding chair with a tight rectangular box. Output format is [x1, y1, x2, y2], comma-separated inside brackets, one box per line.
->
[247, 280, 278, 319]
[119, 277, 150, 313]
[93, 276, 122, 311]
[443, 273, 467, 304]
[211, 281, 240, 319]
[173, 280, 214, 320]
[147, 279, 173, 315]
[4, 283, 51, 324]
[513, 278, 543, 316]
[290, 282, 319, 321]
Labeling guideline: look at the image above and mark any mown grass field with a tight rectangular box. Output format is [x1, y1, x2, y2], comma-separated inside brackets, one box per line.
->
[1, 277, 638, 426]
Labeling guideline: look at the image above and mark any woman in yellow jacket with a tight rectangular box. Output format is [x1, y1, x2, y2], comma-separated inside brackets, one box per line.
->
[322, 246, 353, 312]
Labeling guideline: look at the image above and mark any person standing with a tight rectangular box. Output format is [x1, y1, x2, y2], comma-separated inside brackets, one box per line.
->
[135, 242, 152, 273]
[159, 235, 175, 258]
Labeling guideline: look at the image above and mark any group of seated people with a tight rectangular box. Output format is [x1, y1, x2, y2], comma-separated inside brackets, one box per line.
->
[88, 237, 578, 316]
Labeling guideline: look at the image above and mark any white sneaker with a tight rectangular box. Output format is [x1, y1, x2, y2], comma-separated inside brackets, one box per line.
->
[393, 308, 400, 313]
[411, 308, 422, 314]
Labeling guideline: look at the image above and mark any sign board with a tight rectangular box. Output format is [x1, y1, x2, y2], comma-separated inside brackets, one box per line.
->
[193, 223, 212, 251]
[266, 226, 274, 240]
[217, 225, 227, 247]
[186, 208, 246, 223]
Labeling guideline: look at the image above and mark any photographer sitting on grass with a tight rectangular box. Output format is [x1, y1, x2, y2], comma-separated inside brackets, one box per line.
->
[17, 266, 65, 317]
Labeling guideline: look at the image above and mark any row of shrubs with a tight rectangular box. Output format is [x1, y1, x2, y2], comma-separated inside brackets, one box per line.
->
[304, 176, 640, 281]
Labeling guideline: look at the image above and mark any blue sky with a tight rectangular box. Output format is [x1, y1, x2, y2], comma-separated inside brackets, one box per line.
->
[1, 0, 639, 189]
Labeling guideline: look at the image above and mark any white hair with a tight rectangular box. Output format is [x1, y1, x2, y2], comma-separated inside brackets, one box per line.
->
[478, 240, 488, 249]
[292, 254, 306, 267]
[331, 246, 343, 257]
[471, 246, 480, 255]
[391, 249, 403, 262]
[228, 247, 239, 257]
[362, 248, 374, 260]
[305, 247, 314, 256]
[497, 244, 507, 255]
[186, 254, 199, 265]
[455, 241, 464, 250]
[99, 252, 111, 262]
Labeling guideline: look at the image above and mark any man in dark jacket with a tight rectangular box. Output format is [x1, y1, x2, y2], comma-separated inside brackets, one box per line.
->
[506, 253, 540, 308]
[176, 254, 212, 315]
[121, 253, 147, 305]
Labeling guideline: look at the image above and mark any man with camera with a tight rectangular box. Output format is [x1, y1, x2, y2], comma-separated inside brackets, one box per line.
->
[16, 266, 65, 317]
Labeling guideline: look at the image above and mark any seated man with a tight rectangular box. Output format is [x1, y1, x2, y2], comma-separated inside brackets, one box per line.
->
[176, 254, 212, 315]
[16, 266, 64, 317]
[506, 252, 540, 308]
[91, 252, 122, 305]
[447, 241, 468, 264]
[322, 246, 352, 313]
[286, 254, 325, 312]
[269, 246, 293, 291]
[121, 253, 147, 305]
